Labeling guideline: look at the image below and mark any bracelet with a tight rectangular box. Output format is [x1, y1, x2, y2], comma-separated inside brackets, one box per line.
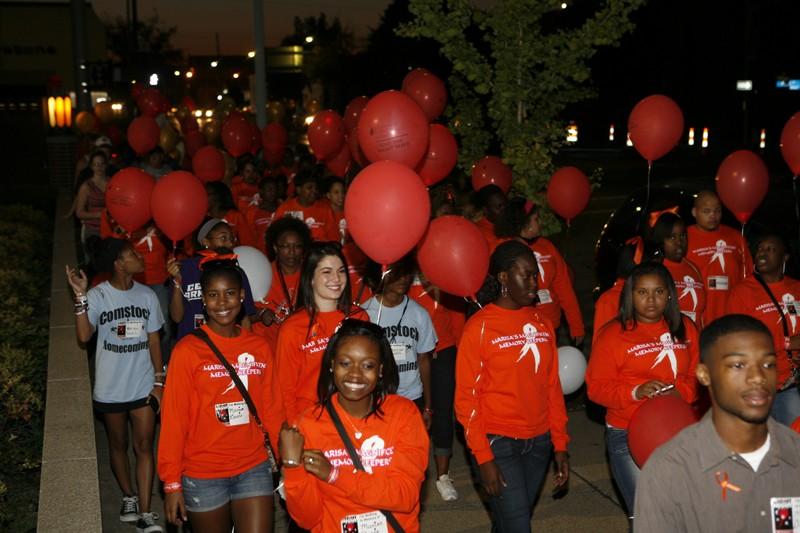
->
[172, 279, 182, 290]
[155, 371, 166, 378]
[423, 407, 433, 414]
[74, 308, 87, 316]
[326, 465, 339, 484]
[153, 382, 164, 387]
[282, 458, 301, 468]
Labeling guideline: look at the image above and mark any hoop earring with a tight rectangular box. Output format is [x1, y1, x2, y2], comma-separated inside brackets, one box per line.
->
[501, 284, 508, 297]
[783, 261, 787, 275]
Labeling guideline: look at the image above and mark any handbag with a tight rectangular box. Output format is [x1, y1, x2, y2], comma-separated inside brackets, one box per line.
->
[325, 401, 406, 533]
[753, 273, 800, 389]
[191, 329, 279, 472]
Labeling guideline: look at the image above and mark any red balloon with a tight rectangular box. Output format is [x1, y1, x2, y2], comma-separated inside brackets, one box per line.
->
[547, 167, 591, 222]
[262, 123, 288, 165]
[308, 110, 345, 161]
[151, 171, 209, 243]
[103, 124, 123, 147]
[184, 130, 207, 158]
[358, 90, 429, 169]
[628, 395, 698, 467]
[325, 142, 351, 178]
[136, 88, 163, 118]
[131, 84, 145, 100]
[345, 161, 430, 264]
[347, 133, 369, 168]
[192, 146, 226, 183]
[105, 168, 155, 233]
[417, 216, 489, 297]
[402, 68, 448, 121]
[628, 94, 684, 162]
[127, 116, 160, 155]
[471, 156, 512, 193]
[415, 124, 458, 187]
[221, 114, 252, 157]
[343, 96, 369, 133]
[715, 150, 769, 224]
[780, 112, 800, 175]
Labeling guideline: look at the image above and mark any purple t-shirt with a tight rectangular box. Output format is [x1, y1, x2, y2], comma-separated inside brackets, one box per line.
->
[175, 256, 257, 340]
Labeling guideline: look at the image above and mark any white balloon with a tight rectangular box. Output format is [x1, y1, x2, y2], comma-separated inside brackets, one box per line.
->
[233, 245, 272, 303]
[557, 346, 587, 395]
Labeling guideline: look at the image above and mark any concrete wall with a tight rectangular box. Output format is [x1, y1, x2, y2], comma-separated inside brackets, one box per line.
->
[37, 190, 102, 532]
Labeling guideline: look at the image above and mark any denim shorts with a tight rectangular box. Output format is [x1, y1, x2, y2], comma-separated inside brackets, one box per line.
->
[182, 461, 273, 512]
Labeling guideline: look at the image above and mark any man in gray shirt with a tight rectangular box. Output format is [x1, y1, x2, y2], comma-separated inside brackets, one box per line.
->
[635, 314, 800, 533]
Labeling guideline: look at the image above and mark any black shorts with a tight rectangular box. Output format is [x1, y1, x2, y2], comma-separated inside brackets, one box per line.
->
[93, 397, 149, 414]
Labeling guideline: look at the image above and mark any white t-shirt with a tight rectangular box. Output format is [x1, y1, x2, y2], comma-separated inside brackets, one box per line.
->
[738, 434, 771, 472]
[363, 296, 437, 401]
[87, 281, 164, 403]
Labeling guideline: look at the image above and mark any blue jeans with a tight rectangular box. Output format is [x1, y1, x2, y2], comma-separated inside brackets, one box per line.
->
[771, 386, 800, 426]
[606, 427, 639, 517]
[182, 461, 273, 513]
[476, 432, 552, 533]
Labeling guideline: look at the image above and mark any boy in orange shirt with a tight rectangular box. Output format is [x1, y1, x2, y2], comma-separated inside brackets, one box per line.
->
[230, 157, 261, 212]
[274, 171, 338, 242]
[474, 184, 507, 252]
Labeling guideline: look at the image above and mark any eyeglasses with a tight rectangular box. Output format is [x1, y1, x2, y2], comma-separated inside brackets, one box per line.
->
[277, 243, 304, 251]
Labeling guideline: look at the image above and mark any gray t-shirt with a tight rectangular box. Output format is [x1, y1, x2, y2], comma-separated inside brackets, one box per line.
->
[87, 281, 164, 403]
[363, 295, 436, 400]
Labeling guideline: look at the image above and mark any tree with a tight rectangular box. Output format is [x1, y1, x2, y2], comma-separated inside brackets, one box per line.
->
[104, 14, 182, 67]
[399, 0, 645, 228]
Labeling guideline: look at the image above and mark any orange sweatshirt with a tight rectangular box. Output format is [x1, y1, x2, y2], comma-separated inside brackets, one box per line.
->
[244, 204, 275, 254]
[686, 224, 753, 324]
[586, 317, 699, 429]
[274, 198, 339, 242]
[593, 279, 623, 338]
[283, 395, 428, 533]
[409, 281, 457, 350]
[231, 180, 260, 212]
[663, 258, 706, 328]
[158, 325, 284, 492]
[276, 308, 368, 421]
[530, 237, 584, 338]
[222, 209, 258, 248]
[725, 276, 800, 387]
[455, 304, 569, 464]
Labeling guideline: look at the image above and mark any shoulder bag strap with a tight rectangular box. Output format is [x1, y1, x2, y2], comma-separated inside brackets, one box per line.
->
[191, 329, 279, 471]
[325, 402, 406, 533]
[752, 274, 791, 341]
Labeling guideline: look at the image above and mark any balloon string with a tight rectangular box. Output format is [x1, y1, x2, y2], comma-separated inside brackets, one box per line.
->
[793, 175, 800, 241]
[564, 220, 572, 261]
[646, 160, 653, 211]
[741, 222, 747, 278]
[465, 295, 482, 310]
[376, 266, 392, 323]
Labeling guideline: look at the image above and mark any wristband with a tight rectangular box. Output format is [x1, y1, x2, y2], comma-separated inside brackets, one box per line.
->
[74, 308, 87, 316]
[153, 382, 164, 387]
[423, 407, 433, 414]
[326, 465, 339, 484]
[282, 458, 301, 468]
[164, 481, 182, 493]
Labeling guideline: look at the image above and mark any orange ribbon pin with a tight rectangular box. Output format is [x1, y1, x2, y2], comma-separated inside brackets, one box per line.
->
[715, 471, 741, 501]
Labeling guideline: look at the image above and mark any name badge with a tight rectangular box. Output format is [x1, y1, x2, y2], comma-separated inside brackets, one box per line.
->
[340, 511, 388, 533]
[116, 319, 143, 339]
[215, 400, 249, 426]
[771, 497, 800, 533]
[682, 310, 697, 323]
[708, 276, 729, 291]
[391, 344, 407, 362]
[537, 289, 552, 304]
[194, 314, 206, 329]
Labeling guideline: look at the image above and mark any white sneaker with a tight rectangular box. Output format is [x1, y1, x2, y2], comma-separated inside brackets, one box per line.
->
[135, 512, 163, 533]
[435, 474, 458, 501]
[119, 495, 139, 523]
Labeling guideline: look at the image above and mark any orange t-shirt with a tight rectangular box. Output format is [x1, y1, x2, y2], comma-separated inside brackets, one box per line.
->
[252, 264, 300, 350]
[530, 237, 584, 338]
[455, 304, 569, 464]
[276, 307, 368, 421]
[283, 395, 428, 533]
[231, 180, 260, 212]
[158, 325, 284, 492]
[274, 198, 339, 242]
[475, 217, 500, 252]
[221, 209, 258, 248]
[409, 281, 457, 350]
[99, 212, 168, 286]
[663, 258, 706, 328]
[586, 317, 699, 429]
[686, 224, 753, 324]
[725, 276, 800, 387]
[593, 279, 623, 338]
[244, 204, 275, 254]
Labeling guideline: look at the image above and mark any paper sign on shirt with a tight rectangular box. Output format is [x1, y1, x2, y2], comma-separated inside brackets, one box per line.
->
[771, 497, 800, 533]
[537, 289, 552, 304]
[340, 510, 388, 533]
[708, 276, 729, 291]
[116, 320, 143, 339]
[214, 401, 249, 426]
[194, 314, 206, 329]
[391, 344, 407, 362]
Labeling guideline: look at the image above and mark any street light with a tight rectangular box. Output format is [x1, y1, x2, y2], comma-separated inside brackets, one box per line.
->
[173, 70, 180, 76]
[247, 50, 256, 58]
[233, 72, 240, 79]
[185, 71, 194, 79]
[149, 73, 159, 86]
[305, 36, 314, 43]
[210, 60, 219, 68]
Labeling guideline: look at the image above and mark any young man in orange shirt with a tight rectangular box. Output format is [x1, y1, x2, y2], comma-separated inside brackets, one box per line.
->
[273, 171, 338, 242]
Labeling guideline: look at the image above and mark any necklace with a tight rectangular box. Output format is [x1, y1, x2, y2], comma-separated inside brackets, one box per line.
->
[337, 403, 365, 440]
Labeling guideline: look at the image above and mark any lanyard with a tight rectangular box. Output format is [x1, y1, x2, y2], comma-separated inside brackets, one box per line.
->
[277, 267, 298, 313]
[389, 296, 410, 343]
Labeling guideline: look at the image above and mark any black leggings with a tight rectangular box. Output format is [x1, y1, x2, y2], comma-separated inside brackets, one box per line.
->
[430, 345, 457, 456]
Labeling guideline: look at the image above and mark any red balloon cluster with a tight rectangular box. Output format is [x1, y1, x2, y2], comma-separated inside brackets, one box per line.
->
[192, 146, 226, 183]
[628, 395, 698, 467]
[471, 156, 512, 193]
[348, 133, 369, 168]
[127, 116, 160, 155]
[345, 161, 430, 265]
[308, 110, 345, 161]
[136, 88, 169, 118]
[221, 114, 252, 157]
[417, 216, 489, 298]
[716, 150, 769, 224]
[343, 96, 369, 133]
[416, 124, 458, 187]
[151, 171, 209, 243]
[262, 123, 288, 165]
[358, 90, 430, 169]
[547, 167, 591, 222]
[780, 112, 800, 175]
[628, 95, 684, 162]
[105, 168, 155, 233]
[402, 68, 447, 121]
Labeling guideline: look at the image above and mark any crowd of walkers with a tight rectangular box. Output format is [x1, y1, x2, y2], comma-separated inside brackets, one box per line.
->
[67, 136, 800, 533]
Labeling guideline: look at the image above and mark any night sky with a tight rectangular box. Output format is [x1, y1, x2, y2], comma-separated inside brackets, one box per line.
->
[90, 0, 391, 55]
